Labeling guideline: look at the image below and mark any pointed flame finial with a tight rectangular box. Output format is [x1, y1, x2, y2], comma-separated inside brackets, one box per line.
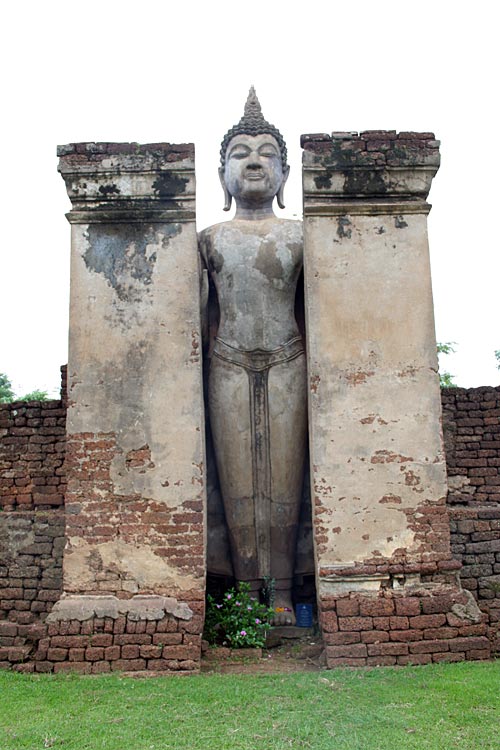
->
[220, 87, 287, 168]
[243, 86, 263, 120]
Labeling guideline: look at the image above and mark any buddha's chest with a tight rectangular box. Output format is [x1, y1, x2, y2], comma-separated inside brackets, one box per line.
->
[207, 227, 303, 288]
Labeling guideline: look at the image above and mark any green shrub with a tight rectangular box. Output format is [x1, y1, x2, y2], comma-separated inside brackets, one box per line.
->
[204, 582, 272, 648]
[17, 389, 49, 401]
[0, 373, 15, 403]
[437, 342, 457, 387]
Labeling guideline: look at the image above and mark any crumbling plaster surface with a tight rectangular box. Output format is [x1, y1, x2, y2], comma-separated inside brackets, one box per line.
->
[304, 210, 447, 567]
[68, 221, 204, 508]
[47, 594, 193, 622]
[63, 537, 201, 595]
[60, 144, 206, 597]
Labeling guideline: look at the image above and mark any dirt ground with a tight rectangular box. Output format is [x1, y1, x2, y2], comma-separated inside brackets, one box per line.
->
[201, 630, 325, 674]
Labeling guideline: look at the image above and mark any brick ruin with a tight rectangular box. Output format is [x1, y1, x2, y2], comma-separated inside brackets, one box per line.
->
[2, 383, 499, 672]
[443, 387, 500, 656]
[1, 133, 498, 673]
[0, 367, 203, 673]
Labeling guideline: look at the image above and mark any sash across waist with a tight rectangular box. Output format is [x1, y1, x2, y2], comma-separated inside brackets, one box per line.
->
[213, 336, 304, 372]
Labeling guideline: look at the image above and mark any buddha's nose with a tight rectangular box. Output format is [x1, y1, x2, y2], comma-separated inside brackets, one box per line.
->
[247, 154, 262, 169]
[247, 150, 263, 164]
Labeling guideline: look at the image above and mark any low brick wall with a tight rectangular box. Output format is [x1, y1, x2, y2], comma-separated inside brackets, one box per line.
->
[442, 386, 500, 505]
[0, 372, 68, 670]
[0, 367, 66, 630]
[33, 612, 203, 675]
[0, 512, 64, 625]
[0, 399, 66, 512]
[1, 381, 499, 670]
[320, 587, 489, 667]
[441, 386, 500, 653]
[1, 595, 204, 674]
[449, 506, 500, 652]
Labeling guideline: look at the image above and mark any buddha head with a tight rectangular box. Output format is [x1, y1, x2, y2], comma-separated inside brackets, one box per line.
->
[220, 87, 289, 212]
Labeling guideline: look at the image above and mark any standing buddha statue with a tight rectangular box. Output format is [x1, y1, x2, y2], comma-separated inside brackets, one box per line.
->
[199, 88, 306, 624]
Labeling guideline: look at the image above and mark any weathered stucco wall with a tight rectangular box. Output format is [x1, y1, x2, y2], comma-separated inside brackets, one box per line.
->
[302, 131, 447, 580]
[59, 142, 205, 603]
[54, 142, 206, 673]
[301, 131, 491, 666]
[305, 211, 446, 568]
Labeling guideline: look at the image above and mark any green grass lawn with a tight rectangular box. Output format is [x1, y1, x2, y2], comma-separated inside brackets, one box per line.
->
[0, 662, 498, 750]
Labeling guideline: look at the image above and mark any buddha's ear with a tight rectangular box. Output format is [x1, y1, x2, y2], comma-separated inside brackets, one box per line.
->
[276, 165, 290, 210]
[219, 167, 232, 212]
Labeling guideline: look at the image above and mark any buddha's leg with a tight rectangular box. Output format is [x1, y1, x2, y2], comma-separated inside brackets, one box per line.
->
[268, 353, 308, 625]
[208, 355, 261, 590]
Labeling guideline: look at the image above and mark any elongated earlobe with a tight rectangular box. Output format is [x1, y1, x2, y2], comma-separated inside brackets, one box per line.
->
[219, 167, 232, 212]
[276, 165, 290, 210]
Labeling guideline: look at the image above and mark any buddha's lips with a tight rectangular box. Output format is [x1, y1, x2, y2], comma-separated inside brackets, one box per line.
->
[245, 170, 265, 180]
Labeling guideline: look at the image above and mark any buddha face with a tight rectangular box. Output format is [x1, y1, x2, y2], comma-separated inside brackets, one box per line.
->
[222, 134, 288, 208]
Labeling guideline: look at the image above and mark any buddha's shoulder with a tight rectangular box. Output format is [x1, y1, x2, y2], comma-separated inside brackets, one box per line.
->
[199, 217, 302, 242]
[198, 221, 227, 246]
[272, 218, 303, 242]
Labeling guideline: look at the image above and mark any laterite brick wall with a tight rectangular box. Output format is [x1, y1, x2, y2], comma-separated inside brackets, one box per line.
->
[1, 379, 500, 669]
[442, 386, 500, 505]
[0, 366, 66, 632]
[442, 386, 500, 652]
[0, 396, 66, 512]
[0, 512, 64, 625]
[32, 603, 203, 674]
[320, 587, 490, 667]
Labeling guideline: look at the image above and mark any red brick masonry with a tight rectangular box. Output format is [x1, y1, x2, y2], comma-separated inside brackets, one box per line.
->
[1, 378, 499, 670]
[320, 588, 490, 667]
[0, 602, 204, 674]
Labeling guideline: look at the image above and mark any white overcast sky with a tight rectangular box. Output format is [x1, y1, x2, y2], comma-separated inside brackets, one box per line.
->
[1, 0, 498, 397]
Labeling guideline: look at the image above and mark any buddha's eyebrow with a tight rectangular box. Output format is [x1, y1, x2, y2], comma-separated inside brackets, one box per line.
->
[258, 142, 279, 152]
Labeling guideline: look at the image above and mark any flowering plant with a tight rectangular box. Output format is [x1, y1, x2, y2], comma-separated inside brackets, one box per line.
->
[204, 582, 273, 648]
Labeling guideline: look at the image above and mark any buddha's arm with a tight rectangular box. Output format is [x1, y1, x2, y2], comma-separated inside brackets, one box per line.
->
[197, 234, 209, 351]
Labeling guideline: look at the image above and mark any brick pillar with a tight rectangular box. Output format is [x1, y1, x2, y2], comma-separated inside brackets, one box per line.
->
[45, 143, 206, 674]
[302, 132, 489, 666]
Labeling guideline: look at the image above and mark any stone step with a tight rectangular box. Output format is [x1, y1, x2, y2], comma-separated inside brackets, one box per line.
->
[266, 626, 315, 648]
[269, 626, 315, 640]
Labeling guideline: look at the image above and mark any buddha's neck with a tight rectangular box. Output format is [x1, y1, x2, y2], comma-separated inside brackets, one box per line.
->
[234, 204, 276, 221]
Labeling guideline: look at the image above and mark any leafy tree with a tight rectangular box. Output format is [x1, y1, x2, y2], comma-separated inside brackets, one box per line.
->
[18, 389, 49, 402]
[439, 371, 456, 388]
[437, 342, 456, 356]
[0, 372, 49, 403]
[0, 373, 15, 403]
[437, 342, 457, 388]
[495, 350, 500, 370]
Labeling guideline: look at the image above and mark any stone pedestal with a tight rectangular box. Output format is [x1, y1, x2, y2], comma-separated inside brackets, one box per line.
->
[50, 143, 205, 673]
[302, 132, 489, 666]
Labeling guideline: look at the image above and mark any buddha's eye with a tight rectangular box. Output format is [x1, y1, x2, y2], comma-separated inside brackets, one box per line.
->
[259, 145, 279, 158]
[229, 148, 251, 160]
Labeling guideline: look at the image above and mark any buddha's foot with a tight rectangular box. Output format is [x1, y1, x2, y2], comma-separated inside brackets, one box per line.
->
[271, 592, 296, 626]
